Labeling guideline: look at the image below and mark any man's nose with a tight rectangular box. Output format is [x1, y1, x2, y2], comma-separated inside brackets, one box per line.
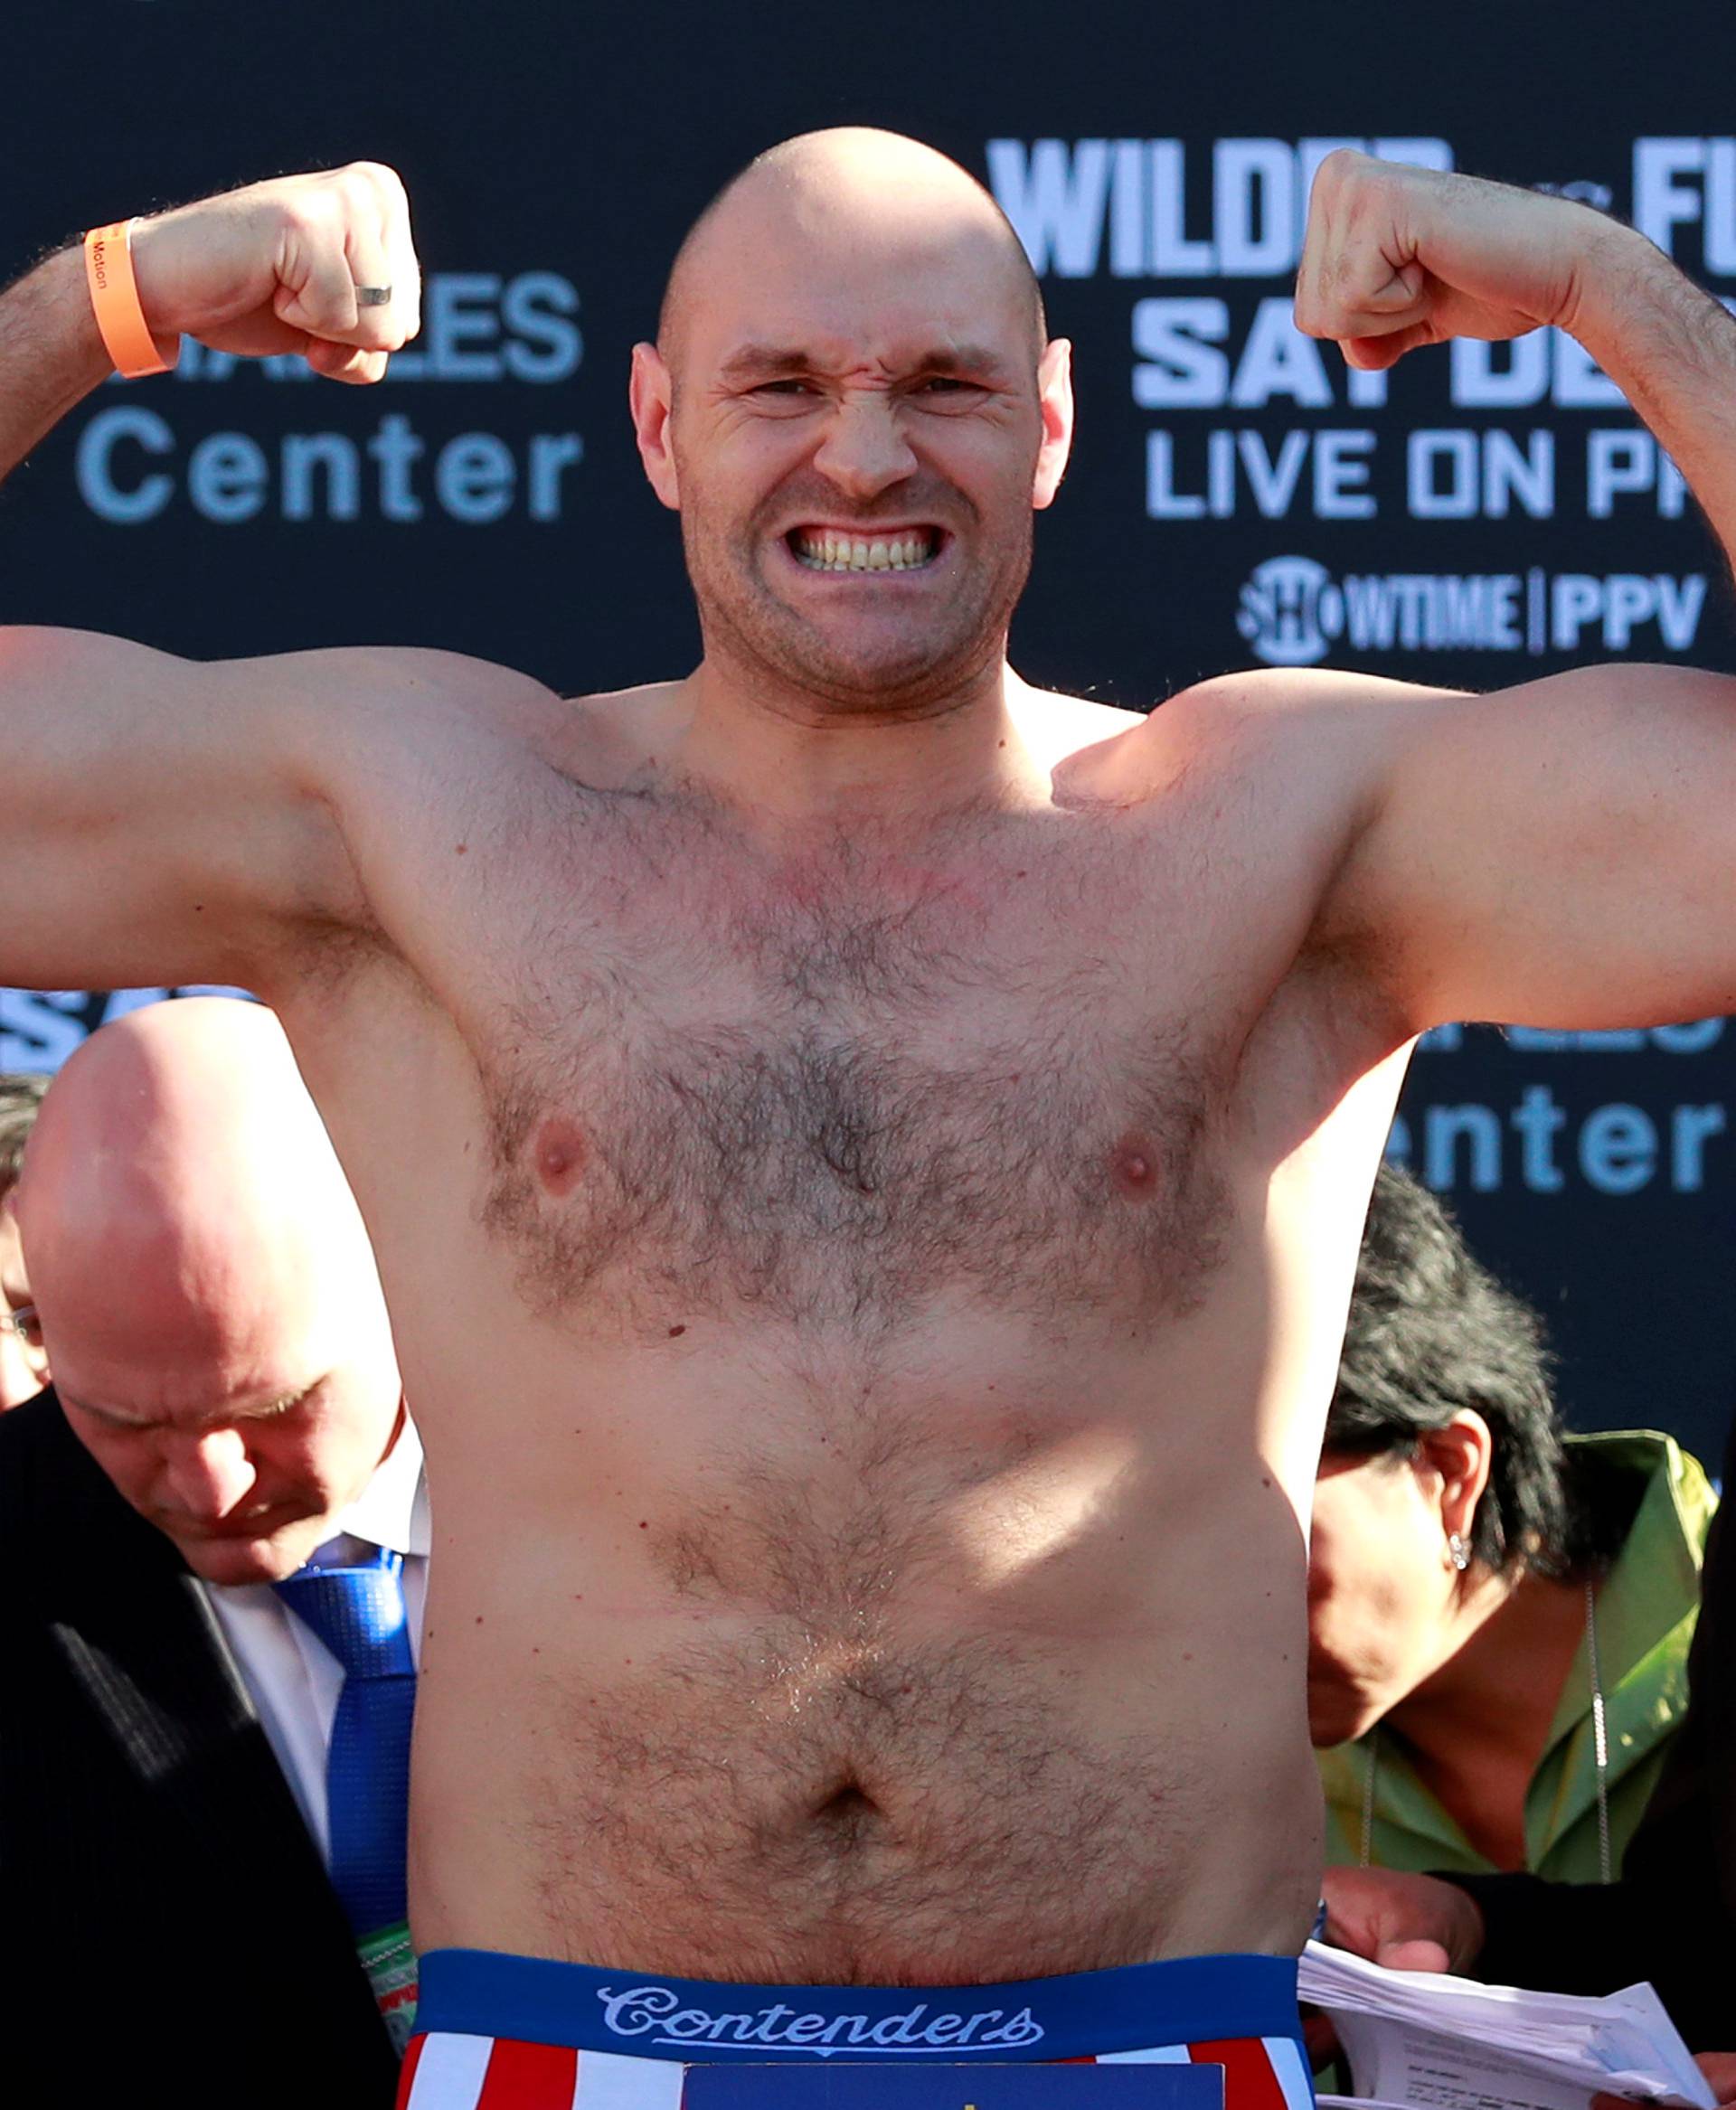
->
[811, 394, 918, 503]
[165, 1428, 257, 1517]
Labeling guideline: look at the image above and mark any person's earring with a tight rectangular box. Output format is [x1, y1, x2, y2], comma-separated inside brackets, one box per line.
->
[1447, 1531, 1471, 1572]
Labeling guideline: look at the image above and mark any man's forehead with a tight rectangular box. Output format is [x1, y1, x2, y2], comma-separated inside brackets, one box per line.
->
[692, 264, 1034, 375]
[48, 1305, 325, 1427]
[672, 184, 1037, 372]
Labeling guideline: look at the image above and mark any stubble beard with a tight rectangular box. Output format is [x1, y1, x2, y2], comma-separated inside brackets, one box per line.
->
[682, 498, 1033, 721]
[165, 1492, 335, 1585]
[179, 1526, 315, 1587]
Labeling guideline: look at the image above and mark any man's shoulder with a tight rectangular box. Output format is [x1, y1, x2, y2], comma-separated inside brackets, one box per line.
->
[1156, 664, 1467, 731]
[1095, 666, 1477, 813]
[0, 1387, 171, 1540]
[0, 1384, 75, 1472]
[1045, 665, 1460, 799]
[242, 642, 568, 740]
[0, 1393, 189, 1639]
[0, 1386, 109, 1494]
[295, 657, 687, 791]
[0, 1389, 118, 1575]
[199, 645, 575, 804]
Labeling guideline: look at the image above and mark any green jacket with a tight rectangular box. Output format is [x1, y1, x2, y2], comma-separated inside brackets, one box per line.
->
[1317, 1430, 1717, 1882]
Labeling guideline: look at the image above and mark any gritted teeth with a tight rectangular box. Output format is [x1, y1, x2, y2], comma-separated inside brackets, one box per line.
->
[789, 527, 941, 572]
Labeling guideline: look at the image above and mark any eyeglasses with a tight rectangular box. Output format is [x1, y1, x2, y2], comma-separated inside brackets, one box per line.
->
[0, 1304, 42, 1349]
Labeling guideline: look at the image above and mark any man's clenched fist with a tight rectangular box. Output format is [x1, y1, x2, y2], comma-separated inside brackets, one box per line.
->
[1295, 149, 1628, 372]
[127, 163, 420, 383]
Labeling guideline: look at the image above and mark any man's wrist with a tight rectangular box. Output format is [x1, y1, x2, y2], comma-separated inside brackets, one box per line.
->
[1560, 214, 1690, 361]
[17, 245, 118, 391]
[122, 213, 179, 340]
[83, 222, 175, 377]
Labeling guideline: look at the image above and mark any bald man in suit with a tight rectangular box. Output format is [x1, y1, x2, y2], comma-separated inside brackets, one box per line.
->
[0, 999, 420, 2103]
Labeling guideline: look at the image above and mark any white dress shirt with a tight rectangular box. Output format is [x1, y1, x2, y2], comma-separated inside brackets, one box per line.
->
[205, 1414, 429, 1865]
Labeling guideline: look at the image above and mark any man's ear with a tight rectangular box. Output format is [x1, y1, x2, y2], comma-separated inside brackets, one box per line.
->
[1415, 1411, 1495, 1559]
[1032, 337, 1075, 511]
[630, 342, 681, 510]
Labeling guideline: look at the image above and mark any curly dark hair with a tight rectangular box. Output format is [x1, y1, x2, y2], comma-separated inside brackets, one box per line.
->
[1326, 1162, 1601, 1578]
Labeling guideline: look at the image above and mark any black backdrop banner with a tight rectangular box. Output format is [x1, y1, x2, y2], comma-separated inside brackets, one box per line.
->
[5, 0, 1736, 1459]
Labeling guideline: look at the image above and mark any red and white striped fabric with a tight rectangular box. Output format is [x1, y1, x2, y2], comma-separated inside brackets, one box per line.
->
[399, 2031, 1315, 2110]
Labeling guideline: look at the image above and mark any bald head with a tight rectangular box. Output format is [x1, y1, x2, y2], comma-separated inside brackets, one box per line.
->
[19, 999, 377, 1353]
[659, 128, 1047, 372]
[17, 998, 404, 1583]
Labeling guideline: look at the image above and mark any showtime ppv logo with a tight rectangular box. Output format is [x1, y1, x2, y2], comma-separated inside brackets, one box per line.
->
[596, 1983, 1046, 2058]
[1235, 555, 1706, 665]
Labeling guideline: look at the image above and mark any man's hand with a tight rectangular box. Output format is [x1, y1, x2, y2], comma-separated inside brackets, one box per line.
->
[1295, 150, 1629, 371]
[1592, 2054, 1736, 2110]
[1697, 2055, 1736, 2107]
[128, 164, 421, 383]
[1321, 1866, 1487, 1973]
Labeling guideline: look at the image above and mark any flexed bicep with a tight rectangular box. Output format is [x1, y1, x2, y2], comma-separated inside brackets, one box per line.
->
[0, 627, 374, 994]
[1319, 663, 1736, 1037]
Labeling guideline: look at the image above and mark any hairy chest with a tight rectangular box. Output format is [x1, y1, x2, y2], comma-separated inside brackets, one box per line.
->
[454, 797, 1262, 1342]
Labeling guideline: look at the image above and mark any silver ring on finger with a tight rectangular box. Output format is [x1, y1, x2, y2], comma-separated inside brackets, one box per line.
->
[354, 285, 392, 307]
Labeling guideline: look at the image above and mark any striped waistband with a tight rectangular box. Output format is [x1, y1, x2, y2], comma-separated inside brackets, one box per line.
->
[415, 1949, 1303, 2064]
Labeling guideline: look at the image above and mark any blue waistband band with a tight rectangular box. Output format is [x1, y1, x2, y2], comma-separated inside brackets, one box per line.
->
[416, 1948, 1302, 2062]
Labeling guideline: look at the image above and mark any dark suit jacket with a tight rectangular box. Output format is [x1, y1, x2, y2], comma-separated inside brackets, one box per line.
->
[0, 1389, 401, 2104]
[1448, 1414, 1735, 2050]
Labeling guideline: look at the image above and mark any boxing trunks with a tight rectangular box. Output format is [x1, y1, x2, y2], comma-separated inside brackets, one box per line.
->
[398, 1948, 1313, 2110]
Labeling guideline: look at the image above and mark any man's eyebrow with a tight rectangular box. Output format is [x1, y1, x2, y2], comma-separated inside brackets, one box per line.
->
[63, 1380, 318, 1430]
[59, 1392, 156, 1429]
[718, 343, 1014, 382]
[718, 344, 815, 381]
[912, 345, 1012, 378]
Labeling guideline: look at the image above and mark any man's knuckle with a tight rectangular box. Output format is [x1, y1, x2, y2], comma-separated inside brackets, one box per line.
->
[284, 192, 339, 247]
[1316, 147, 1363, 191]
[349, 159, 406, 203]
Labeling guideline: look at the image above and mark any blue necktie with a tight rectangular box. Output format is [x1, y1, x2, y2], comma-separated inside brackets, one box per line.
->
[273, 1547, 415, 1935]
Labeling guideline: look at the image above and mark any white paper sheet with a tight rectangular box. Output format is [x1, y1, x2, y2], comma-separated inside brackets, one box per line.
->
[1300, 1940, 1713, 2110]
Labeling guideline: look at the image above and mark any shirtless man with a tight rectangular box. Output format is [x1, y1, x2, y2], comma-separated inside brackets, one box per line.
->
[5, 129, 1735, 2105]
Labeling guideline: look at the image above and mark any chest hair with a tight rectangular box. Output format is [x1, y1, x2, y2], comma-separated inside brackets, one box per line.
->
[477, 803, 1232, 1339]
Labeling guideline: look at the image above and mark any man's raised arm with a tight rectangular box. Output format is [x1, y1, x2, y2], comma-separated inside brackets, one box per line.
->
[0, 166, 421, 993]
[1290, 155, 1736, 1039]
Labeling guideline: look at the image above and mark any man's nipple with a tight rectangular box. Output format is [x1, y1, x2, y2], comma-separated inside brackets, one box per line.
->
[1110, 1131, 1162, 1200]
[533, 1117, 589, 1197]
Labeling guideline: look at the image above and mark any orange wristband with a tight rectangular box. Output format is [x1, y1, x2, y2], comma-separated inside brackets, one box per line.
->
[82, 220, 174, 378]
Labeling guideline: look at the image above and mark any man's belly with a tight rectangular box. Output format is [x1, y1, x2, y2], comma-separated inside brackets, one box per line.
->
[407, 1486, 1324, 1982]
